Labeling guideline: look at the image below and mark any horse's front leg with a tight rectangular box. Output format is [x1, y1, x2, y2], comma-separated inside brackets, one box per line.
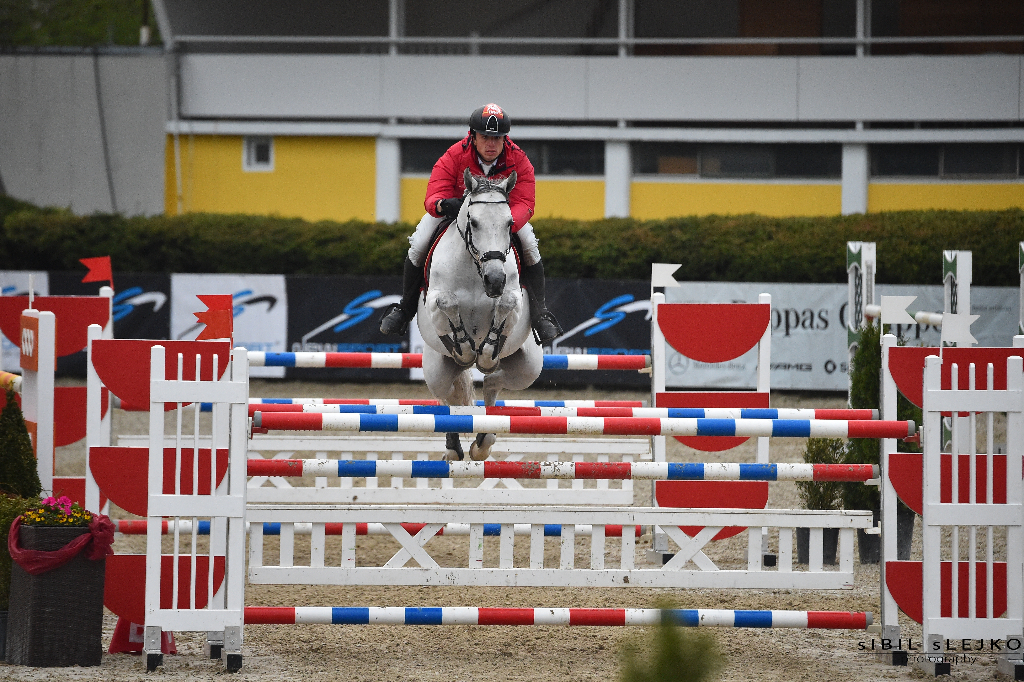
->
[468, 290, 519, 461]
[427, 290, 476, 368]
[467, 372, 507, 461]
[476, 288, 520, 374]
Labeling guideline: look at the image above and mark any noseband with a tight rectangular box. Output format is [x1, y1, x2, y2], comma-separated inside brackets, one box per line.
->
[456, 193, 512, 277]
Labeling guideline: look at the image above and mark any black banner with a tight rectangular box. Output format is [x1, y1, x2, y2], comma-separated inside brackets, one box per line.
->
[285, 274, 408, 382]
[543, 278, 651, 388]
[49, 271, 171, 377]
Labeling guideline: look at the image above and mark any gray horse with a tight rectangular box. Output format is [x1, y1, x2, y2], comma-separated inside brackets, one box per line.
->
[417, 169, 543, 461]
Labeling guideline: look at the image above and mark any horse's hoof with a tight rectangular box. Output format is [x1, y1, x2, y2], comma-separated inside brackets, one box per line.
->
[469, 433, 496, 461]
[445, 432, 465, 461]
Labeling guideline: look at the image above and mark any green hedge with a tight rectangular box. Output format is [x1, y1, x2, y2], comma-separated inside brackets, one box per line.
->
[2, 198, 1022, 284]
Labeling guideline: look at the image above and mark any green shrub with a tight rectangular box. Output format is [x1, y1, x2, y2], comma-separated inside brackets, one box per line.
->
[619, 605, 724, 682]
[0, 389, 42, 499]
[842, 324, 881, 512]
[2, 203, 1023, 283]
[0, 494, 39, 610]
[797, 438, 845, 510]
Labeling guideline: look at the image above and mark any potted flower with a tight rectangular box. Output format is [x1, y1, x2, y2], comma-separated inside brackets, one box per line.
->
[5, 495, 113, 667]
[795, 437, 844, 565]
[0, 386, 42, 659]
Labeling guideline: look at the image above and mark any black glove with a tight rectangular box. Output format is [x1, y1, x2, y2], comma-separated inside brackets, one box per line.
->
[439, 197, 464, 218]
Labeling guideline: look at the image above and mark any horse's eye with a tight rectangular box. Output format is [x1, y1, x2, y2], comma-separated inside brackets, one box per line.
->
[469, 218, 477, 228]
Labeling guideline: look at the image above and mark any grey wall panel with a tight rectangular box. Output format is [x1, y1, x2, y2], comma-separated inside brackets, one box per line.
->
[798, 56, 1021, 121]
[180, 55, 384, 118]
[97, 56, 170, 216]
[0, 54, 166, 216]
[378, 57, 590, 121]
[586, 57, 799, 121]
[180, 55, 1024, 123]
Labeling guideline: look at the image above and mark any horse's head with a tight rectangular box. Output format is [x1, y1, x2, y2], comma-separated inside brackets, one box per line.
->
[459, 168, 516, 299]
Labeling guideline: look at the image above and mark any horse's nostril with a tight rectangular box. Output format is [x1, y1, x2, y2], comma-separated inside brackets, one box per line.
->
[484, 272, 505, 297]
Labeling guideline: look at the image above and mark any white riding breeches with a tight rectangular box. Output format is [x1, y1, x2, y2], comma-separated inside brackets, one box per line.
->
[407, 214, 541, 268]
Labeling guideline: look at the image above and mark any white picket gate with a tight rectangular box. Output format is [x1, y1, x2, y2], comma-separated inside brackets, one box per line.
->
[920, 354, 1024, 646]
[143, 345, 249, 671]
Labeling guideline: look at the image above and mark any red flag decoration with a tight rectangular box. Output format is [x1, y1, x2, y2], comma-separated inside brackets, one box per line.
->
[195, 295, 233, 341]
[79, 256, 113, 288]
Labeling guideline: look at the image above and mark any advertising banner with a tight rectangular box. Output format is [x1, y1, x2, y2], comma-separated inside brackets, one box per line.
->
[1, 270, 1018, 391]
[171, 274, 288, 378]
[664, 282, 1020, 391]
[285, 275, 406, 381]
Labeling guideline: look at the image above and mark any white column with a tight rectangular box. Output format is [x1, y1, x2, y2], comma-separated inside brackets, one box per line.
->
[375, 136, 401, 224]
[604, 140, 631, 218]
[841, 143, 869, 215]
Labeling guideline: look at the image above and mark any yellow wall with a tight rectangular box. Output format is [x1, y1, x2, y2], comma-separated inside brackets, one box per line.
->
[868, 182, 1024, 212]
[165, 135, 376, 221]
[400, 177, 605, 223]
[400, 177, 430, 224]
[534, 179, 605, 220]
[630, 181, 842, 218]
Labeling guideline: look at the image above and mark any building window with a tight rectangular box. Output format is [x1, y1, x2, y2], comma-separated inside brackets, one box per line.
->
[942, 144, 1018, 178]
[402, 139, 605, 176]
[632, 143, 841, 179]
[871, 144, 1020, 178]
[401, 139, 453, 174]
[515, 141, 604, 176]
[243, 137, 274, 172]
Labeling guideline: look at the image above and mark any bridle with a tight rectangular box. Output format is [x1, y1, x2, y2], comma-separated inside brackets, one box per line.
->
[455, 191, 513, 278]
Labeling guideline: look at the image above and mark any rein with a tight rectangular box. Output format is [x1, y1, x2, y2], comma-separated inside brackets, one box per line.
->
[457, 194, 512, 277]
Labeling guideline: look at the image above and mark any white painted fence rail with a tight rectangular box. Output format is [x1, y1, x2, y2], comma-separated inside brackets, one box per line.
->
[247, 504, 873, 590]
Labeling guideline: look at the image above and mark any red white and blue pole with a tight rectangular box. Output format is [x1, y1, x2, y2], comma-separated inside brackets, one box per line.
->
[245, 606, 872, 629]
[251, 412, 914, 439]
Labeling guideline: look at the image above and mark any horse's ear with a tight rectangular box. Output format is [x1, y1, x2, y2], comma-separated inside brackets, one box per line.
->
[463, 168, 476, 193]
[502, 171, 516, 195]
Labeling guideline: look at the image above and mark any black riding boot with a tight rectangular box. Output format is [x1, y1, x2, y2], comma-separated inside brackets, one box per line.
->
[521, 261, 563, 344]
[380, 257, 424, 336]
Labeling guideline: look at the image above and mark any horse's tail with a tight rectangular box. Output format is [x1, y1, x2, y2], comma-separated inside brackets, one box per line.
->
[449, 368, 475, 407]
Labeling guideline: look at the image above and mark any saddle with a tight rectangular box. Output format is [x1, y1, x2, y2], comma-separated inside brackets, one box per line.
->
[422, 219, 522, 292]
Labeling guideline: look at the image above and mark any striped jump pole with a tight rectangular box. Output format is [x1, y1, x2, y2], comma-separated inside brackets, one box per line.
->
[245, 607, 872, 629]
[248, 398, 645, 407]
[249, 403, 879, 420]
[247, 351, 650, 371]
[0, 370, 21, 392]
[247, 459, 879, 482]
[251, 412, 916, 439]
[114, 519, 642, 538]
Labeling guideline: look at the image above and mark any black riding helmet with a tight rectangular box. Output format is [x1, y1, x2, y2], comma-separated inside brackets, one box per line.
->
[469, 103, 511, 137]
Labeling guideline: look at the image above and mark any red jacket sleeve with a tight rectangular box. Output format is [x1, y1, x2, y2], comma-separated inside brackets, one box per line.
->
[424, 142, 464, 217]
[507, 146, 535, 232]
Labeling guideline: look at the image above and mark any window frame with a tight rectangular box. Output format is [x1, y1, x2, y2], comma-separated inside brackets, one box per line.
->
[243, 136, 275, 173]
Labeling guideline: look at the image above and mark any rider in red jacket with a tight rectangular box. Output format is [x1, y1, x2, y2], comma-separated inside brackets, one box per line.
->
[380, 103, 563, 344]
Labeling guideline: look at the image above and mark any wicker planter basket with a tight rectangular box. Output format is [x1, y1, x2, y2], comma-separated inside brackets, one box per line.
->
[5, 525, 106, 667]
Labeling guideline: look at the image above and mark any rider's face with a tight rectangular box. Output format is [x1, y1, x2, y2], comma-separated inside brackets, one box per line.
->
[473, 133, 504, 164]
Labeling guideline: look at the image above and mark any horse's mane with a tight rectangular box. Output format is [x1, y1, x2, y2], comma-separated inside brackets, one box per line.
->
[465, 174, 509, 199]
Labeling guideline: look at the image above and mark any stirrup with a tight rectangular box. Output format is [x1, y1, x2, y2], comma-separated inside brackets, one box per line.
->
[531, 310, 563, 345]
[379, 303, 411, 336]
